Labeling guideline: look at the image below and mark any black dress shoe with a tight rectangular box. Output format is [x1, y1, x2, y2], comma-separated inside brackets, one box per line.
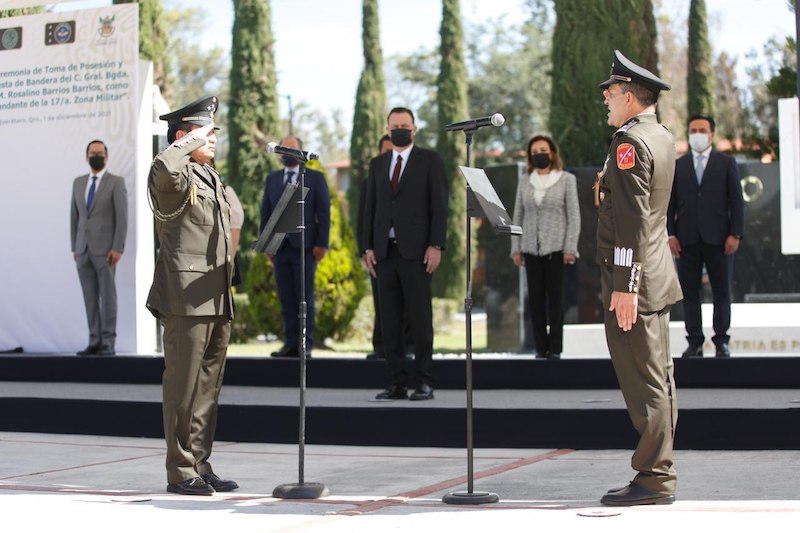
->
[366, 351, 385, 360]
[201, 472, 239, 492]
[600, 483, 674, 506]
[375, 385, 408, 400]
[681, 344, 703, 358]
[77, 345, 101, 356]
[409, 384, 434, 401]
[166, 476, 215, 496]
[715, 342, 731, 358]
[547, 352, 561, 360]
[270, 345, 298, 358]
[97, 346, 115, 356]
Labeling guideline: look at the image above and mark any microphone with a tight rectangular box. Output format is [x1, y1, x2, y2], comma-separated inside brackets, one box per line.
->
[266, 142, 319, 161]
[444, 113, 505, 132]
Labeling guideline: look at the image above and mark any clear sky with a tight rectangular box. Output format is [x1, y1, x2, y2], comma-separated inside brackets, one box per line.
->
[53, 0, 796, 124]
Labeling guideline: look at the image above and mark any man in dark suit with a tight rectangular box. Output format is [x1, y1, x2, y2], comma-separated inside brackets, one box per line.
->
[362, 107, 448, 401]
[596, 51, 683, 506]
[667, 115, 745, 358]
[70, 140, 127, 356]
[260, 136, 331, 358]
[148, 95, 238, 495]
[358, 135, 394, 360]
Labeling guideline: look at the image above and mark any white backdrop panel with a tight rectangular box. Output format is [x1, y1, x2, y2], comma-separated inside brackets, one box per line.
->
[0, 4, 154, 353]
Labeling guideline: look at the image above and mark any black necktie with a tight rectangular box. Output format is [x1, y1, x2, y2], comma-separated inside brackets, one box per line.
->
[284, 171, 295, 186]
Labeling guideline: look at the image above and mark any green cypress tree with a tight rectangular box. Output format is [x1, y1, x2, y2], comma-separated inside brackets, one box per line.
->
[228, 0, 281, 251]
[112, 0, 168, 89]
[550, 0, 660, 166]
[434, 0, 468, 299]
[347, 0, 386, 233]
[687, 0, 717, 117]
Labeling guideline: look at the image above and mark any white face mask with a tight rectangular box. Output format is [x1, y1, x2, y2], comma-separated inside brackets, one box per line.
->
[688, 132, 711, 153]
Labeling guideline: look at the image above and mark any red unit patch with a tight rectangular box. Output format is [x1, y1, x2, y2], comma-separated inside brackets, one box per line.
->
[616, 143, 635, 170]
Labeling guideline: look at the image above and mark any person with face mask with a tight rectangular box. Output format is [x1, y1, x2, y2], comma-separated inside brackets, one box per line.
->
[667, 115, 745, 358]
[259, 135, 331, 358]
[510, 135, 580, 359]
[362, 107, 448, 401]
[70, 139, 128, 356]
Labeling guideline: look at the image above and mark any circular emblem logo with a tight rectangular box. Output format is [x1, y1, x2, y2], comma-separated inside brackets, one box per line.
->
[741, 175, 764, 203]
[1, 28, 19, 50]
[54, 22, 72, 44]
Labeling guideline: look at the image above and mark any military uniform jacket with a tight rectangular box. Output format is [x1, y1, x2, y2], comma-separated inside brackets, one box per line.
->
[596, 113, 682, 313]
[146, 136, 233, 319]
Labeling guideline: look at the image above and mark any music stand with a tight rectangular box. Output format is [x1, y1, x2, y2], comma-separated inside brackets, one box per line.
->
[253, 183, 308, 254]
[442, 160, 517, 506]
[256, 169, 329, 500]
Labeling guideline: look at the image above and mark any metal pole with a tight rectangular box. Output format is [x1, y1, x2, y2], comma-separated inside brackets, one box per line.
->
[442, 130, 498, 505]
[272, 162, 329, 500]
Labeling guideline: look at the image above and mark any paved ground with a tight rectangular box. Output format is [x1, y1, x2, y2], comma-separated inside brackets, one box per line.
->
[1, 431, 798, 532]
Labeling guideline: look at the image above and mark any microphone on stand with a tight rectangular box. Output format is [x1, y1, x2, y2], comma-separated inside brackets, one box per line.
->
[444, 113, 505, 132]
[266, 142, 320, 162]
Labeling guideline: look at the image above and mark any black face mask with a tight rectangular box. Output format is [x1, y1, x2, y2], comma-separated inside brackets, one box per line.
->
[88, 155, 106, 171]
[390, 128, 413, 148]
[531, 153, 551, 169]
[281, 155, 298, 167]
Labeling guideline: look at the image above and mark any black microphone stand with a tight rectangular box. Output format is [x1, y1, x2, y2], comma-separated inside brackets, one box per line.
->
[442, 129, 499, 505]
[273, 158, 329, 500]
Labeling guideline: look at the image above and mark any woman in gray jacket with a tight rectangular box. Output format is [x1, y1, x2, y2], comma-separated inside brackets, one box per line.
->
[511, 135, 581, 359]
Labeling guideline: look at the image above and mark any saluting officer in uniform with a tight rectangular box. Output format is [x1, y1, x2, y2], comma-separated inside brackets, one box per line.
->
[147, 96, 239, 496]
[596, 51, 683, 506]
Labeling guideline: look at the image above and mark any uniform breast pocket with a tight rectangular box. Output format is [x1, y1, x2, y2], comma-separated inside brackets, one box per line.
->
[190, 188, 215, 226]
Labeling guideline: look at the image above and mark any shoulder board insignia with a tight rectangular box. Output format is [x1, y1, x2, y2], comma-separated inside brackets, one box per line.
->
[613, 117, 640, 137]
[616, 143, 635, 170]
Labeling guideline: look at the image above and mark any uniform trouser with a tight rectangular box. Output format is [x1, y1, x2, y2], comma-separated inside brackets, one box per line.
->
[75, 252, 117, 349]
[376, 243, 433, 388]
[603, 276, 677, 494]
[523, 252, 564, 355]
[161, 314, 230, 484]
[677, 242, 733, 346]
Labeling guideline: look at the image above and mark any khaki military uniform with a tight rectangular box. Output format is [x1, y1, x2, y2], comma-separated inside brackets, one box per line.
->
[147, 134, 234, 484]
[596, 113, 683, 495]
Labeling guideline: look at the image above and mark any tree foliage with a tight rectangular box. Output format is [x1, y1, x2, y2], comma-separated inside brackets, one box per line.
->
[550, 0, 659, 166]
[227, 0, 282, 251]
[465, 1, 553, 160]
[388, 1, 553, 161]
[347, 0, 386, 233]
[686, 0, 716, 117]
[159, 2, 229, 111]
[741, 36, 797, 159]
[112, 0, 167, 89]
[434, 0, 468, 299]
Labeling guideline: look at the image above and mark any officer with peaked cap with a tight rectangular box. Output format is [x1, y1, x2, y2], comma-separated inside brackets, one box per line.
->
[595, 51, 683, 506]
[147, 95, 238, 496]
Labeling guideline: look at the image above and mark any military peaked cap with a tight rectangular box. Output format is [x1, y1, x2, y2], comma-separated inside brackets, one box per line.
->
[159, 95, 218, 127]
[599, 50, 670, 93]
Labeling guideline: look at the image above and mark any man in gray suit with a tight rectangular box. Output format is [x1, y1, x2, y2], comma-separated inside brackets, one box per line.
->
[70, 140, 128, 356]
